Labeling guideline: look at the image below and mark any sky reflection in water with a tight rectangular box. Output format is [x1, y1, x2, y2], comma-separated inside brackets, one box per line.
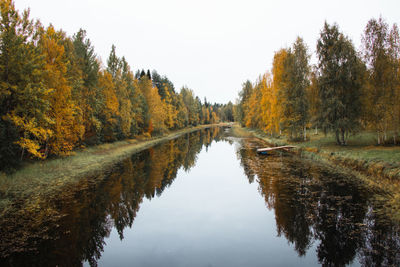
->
[1, 127, 399, 266]
[96, 138, 319, 267]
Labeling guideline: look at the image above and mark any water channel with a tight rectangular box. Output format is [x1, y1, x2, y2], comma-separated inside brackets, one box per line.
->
[1, 127, 399, 266]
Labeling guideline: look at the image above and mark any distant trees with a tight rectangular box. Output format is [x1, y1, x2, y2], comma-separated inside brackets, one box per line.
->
[236, 18, 399, 146]
[0, 0, 233, 171]
[235, 80, 253, 127]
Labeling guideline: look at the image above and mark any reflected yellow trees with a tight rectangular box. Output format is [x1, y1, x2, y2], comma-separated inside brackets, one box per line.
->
[0, 127, 223, 266]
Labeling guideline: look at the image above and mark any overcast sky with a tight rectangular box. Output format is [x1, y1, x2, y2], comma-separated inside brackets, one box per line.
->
[15, 0, 400, 104]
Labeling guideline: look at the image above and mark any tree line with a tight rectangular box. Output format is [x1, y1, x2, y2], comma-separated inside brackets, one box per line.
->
[0, 0, 234, 170]
[235, 18, 400, 146]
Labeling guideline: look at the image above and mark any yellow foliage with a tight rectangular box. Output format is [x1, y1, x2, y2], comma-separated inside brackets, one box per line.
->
[7, 113, 52, 159]
[41, 25, 83, 156]
[15, 138, 44, 159]
[211, 111, 219, 124]
[99, 71, 119, 117]
[148, 86, 167, 133]
[242, 50, 288, 136]
[138, 77, 167, 133]
[163, 87, 178, 129]
[243, 80, 264, 129]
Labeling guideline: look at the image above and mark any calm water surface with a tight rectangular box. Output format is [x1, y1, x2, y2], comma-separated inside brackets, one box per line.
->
[1, 127, 399, 266]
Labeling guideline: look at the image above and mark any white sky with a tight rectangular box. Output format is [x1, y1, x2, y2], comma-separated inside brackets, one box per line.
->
[15, 0, 400, 104]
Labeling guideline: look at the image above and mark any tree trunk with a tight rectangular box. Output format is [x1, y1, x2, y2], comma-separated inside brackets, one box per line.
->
[20, 147, 25, 161]
[335, 130, 341, 145]
[377, 132, 380, 145]
[384, 121, 387, 142]
[44, 142, 49, 158]
[341, 128, 346, 145]
[315, 126, 318, 135]
[304, 126, 307, 141]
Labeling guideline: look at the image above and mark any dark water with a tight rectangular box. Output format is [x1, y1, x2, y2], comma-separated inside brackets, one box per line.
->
[1, 127, 399, 266]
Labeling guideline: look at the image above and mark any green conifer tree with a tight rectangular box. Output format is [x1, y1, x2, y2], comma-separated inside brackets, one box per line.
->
[316, 22, 364, 145]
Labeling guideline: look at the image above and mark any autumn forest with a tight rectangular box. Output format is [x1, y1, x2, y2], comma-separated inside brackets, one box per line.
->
[1, 0, 399, 172]
[0, 0, 234, 171]
[235, 18, 400, 147]
[1, 0, 400, 265]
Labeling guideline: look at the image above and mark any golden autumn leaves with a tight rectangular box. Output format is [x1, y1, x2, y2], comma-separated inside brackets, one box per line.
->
[0, 0, 228, 167]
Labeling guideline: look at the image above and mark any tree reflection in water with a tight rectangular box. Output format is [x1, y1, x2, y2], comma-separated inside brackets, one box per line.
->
[237, 138, 400, 266]
[0, 127, 223, 267]
[2, 128, 399, 267]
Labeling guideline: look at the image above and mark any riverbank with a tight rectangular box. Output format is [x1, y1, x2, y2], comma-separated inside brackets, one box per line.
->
[231, 124, 400, 221]
[232, 125, 400, 178]
[0, 124, 225, 215]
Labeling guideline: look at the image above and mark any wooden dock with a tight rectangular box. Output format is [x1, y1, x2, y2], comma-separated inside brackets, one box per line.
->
[257, 145, 297, 154]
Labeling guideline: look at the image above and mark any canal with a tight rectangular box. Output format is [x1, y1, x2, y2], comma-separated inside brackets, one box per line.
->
[1, 127, 399, 266]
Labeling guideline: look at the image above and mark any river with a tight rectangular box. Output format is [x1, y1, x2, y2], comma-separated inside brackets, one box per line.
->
[1, 127, 399, 266]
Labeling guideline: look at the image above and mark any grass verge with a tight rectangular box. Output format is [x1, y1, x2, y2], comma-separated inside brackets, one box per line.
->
[233, 124, 400, 179]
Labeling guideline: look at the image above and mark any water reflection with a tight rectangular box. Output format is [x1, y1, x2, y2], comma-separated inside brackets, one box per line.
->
[1, 127, 400, 266]
[0, 127, 223, 267]
[237, 138, 400, 266]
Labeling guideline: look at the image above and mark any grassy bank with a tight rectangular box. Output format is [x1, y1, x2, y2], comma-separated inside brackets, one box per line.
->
[232, 125, 400, 178]
[0, 124, 224, 214]
[232, 124, 400, 221]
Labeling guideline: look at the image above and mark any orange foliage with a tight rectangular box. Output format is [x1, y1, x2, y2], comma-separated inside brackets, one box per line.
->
[41, 25, 83, 156]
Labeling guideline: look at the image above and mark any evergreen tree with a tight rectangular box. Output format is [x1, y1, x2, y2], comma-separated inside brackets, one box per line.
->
[151, 70, 175, 100]
[134, 69, 141, 79]
[151, 70, 164, 98]
[281, 37, 310, 140]
[307, 67, 321, 134]
[120, 57, 142, 136]
[107, 44, 120, 79]
[72, 28, 100, 145]
[316, 22, 364, 145]
[139, 69, 146, 79]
